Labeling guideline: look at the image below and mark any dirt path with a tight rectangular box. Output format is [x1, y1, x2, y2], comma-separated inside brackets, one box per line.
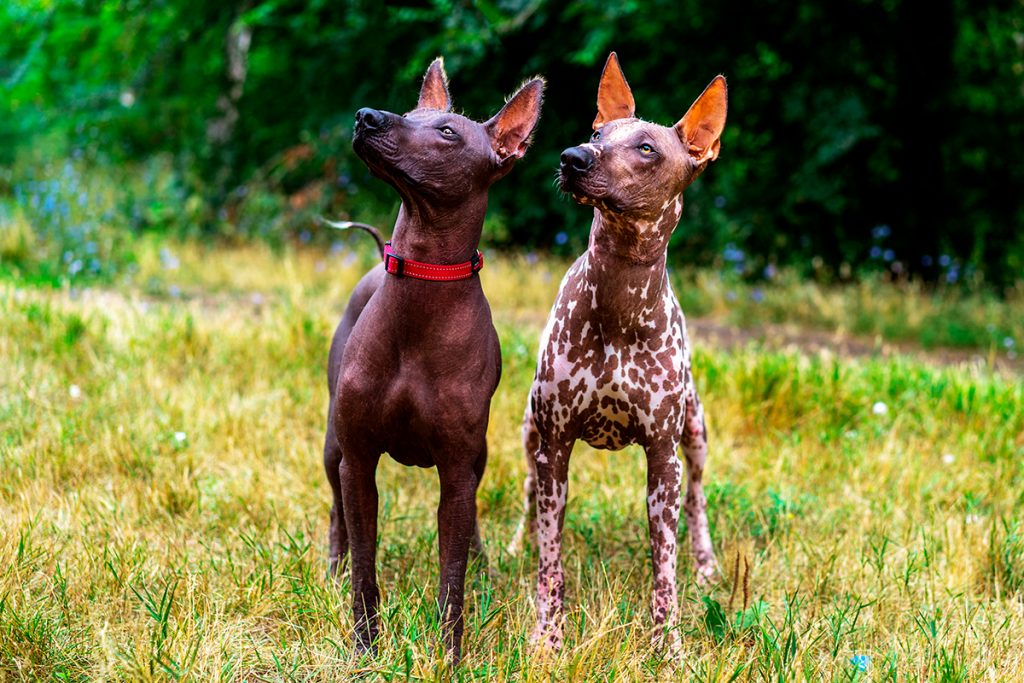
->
[497, 309, 1020, 375]
[690, 317, 1022, 374]
[25, 285, 1023, 376]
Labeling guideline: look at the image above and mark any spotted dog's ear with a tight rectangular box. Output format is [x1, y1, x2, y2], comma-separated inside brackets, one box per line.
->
[675, 75, 728, 164]
[593, 52, 636, 130]
[417, 57, 452, 111]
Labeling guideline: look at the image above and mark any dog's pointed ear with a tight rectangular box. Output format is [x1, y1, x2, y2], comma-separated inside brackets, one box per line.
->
[486, 77, 545, 161]
[417, 57, 452, 111]
[593, 52, 635, 130]
[675, 75, 728, 164]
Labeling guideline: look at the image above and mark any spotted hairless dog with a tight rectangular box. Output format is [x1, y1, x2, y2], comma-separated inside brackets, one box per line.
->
[511, 53, 727, 652]
[324, 59, 543, 662]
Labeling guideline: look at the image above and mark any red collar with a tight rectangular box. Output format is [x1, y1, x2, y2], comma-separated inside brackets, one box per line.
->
[383, 241, 484, 281]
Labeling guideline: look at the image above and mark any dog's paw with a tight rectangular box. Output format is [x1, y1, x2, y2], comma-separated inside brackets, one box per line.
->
[529, 621, 564, 653]
[650, 624, 683, 661]
[506, 522, 528, 556]
[470, 556, 496, 584]
[694, 560, 718, 587]
[352, 638, 378, 659]
[326, 555, 349, 582]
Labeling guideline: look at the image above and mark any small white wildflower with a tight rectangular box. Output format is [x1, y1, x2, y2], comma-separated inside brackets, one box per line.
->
[872, 401, 888, 416]
[965, 513, 981, 525]
[173, 431, 187, 444]
[119, 90, 136, 108]
[942, 453, 955, 465]
[69, 384, 82, 400]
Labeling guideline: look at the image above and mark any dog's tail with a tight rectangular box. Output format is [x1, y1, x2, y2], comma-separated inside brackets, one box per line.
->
[316, 216, 386, 259]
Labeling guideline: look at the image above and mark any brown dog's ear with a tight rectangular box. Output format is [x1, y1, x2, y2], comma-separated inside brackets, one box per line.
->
[486, 77, 545, 161]
[417, 57, 452, 111]
[675, 75, 728, 164]
[593, 52, 635, 129]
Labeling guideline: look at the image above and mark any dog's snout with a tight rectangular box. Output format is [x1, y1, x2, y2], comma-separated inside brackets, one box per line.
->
[560, 147, 594, 175]
[355, 107, 387, 132]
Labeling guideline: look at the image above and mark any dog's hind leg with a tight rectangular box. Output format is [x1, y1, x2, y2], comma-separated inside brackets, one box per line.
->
[324, 406, 348, 578]
[681, 387, 717, 584]
[645, 442, 684, 654]
[507, 403, 540, 555]
[324, 265, 384, 579]
[469, 445, 488, 567]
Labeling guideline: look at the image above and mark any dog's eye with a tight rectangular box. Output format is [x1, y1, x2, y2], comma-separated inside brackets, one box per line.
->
[639, 143, 654, 155]
[439, 126, 456, 137]
[591, 129, 602, 141]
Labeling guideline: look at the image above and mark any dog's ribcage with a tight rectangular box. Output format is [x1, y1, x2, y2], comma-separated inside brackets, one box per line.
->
[530, 253, 696, 450]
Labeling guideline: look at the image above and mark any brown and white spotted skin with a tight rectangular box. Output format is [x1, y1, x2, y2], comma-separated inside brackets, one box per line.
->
[512, 52, 727, 653]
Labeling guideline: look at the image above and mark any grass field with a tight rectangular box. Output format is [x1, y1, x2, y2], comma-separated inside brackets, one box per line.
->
[1, 241, 1023, 681]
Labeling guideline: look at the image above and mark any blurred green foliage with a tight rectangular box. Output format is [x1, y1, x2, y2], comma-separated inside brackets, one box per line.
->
[1, 0, 1022, 286]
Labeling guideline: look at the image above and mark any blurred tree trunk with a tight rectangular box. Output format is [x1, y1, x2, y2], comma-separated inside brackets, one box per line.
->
[205, 2, 252, 225]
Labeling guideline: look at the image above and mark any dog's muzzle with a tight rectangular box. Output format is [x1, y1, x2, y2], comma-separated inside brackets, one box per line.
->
[354, 107, 390, 138]
[560, 146, 595, 177]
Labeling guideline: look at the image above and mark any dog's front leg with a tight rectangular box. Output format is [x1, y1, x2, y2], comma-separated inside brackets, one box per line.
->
[531, 437, 571, 651]
[340, 451, 381, 656]
[436, 462, 479, 664]
[646, 444, 684, 654]
[682, 388, 717, 584]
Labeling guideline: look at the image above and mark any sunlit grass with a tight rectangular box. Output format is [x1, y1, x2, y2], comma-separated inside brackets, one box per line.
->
[1, 243, 1023, 680]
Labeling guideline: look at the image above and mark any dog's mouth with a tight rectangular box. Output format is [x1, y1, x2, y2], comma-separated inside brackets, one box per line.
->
[352, 129, 387, 159]
[560, 173, 623, 213]
[352, 110, 403, 166]
[353, 133, 404, 180]
[571, 192, 615, 212]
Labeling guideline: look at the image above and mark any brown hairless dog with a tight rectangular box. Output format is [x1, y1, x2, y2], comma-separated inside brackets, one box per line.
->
[323, 58, 543, 662]
[511, 53, 727, 654]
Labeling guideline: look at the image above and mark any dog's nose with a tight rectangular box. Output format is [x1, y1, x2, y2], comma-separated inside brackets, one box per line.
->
[560, 147, 594, 174]
[355, 107, 386, 131]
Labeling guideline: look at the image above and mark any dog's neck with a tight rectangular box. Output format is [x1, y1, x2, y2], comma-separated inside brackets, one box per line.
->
[389, 194, 489, 265]
[587, 194, 683, 265]
[584, 195, 684, 331]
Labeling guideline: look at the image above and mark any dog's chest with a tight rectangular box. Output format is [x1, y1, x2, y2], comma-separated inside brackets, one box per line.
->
[337, 297, 501, 466]
[533, 260, 691, 449]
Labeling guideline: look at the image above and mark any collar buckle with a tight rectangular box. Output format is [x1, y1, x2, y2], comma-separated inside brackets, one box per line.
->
[383, 242, 405, 277]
